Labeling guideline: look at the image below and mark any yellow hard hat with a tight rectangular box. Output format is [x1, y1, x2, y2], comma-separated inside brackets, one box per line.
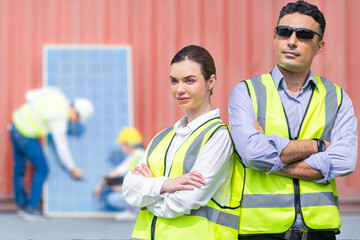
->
[116, 127, 143, 145]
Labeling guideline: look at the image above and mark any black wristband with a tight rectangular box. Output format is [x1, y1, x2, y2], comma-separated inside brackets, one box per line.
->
[315, 139, 326, 152]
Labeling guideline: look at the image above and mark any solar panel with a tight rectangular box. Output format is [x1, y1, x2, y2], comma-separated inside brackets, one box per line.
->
[43, 45, 132, 216]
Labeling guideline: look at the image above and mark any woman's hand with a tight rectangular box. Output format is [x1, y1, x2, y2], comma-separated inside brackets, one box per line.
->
[254, 120, 264, 134]
[132, 164, 205, 194]
[132, 163, 154, 178]
[160, 171, 205, 194]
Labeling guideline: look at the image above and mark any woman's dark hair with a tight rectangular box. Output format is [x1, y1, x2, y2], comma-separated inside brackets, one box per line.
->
[278, 0, 326, 39]
[171, 45, 216, 81]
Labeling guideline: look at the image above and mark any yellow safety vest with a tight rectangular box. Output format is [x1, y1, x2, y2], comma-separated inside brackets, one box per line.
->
[127, 150, 144, 171]
[13, 90, 70, 138]
[239, 73, 342, 236]
[132, 118, 244, 240]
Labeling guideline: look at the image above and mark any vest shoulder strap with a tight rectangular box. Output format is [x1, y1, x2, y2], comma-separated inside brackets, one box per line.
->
[244, 73, 272, 131]
[313, 75, 343, 140]
[181, 118, 226, 174]
[147, 127, 174, 162]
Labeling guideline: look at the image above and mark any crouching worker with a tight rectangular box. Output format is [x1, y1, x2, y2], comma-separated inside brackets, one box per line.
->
[122, 45, 244, 240]
[94, 127, 145, 220]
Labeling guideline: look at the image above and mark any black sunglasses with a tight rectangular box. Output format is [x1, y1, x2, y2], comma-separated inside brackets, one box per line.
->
[275, 25, 322, 40]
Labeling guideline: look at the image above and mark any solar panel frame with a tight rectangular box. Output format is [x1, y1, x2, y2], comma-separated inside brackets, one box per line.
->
[42, 45, 133, 217]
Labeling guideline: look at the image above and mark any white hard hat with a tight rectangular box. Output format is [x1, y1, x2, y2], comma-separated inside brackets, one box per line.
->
[73, 98, 94, 123]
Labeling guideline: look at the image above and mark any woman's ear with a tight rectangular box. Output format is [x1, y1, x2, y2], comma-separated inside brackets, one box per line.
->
[208, 74, 216, 91]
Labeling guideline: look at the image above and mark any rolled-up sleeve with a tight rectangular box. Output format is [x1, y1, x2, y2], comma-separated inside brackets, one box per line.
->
[228, 82, 289, 173]
[304, 90, 358, 183]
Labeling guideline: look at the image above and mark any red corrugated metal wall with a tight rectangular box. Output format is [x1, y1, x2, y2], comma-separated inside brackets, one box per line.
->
[1, 0, 359, 204]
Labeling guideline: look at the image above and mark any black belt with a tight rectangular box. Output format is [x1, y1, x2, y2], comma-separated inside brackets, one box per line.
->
[239, 229, 336, 240]
[274, 228, 336, 240]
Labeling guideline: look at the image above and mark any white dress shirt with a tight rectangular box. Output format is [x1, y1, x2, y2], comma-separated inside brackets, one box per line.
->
[122, 109, 233, 218]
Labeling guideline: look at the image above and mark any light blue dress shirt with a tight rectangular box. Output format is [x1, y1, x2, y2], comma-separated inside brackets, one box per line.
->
[228, 65, 358, 184]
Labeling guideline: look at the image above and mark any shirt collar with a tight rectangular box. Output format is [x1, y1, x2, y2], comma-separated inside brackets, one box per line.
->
[271, 65, 318, 91]
[173, 108, 221, 136]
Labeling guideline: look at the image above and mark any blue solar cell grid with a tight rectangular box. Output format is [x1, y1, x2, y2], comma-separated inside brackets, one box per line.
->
[43, 46, 132, 215]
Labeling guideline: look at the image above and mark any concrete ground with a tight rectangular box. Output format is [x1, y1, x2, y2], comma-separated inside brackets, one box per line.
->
[0, 212, 135, 239]
[0, 212, 359, 239]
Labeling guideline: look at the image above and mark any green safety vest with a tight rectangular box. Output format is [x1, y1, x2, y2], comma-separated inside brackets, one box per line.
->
[13, 90, 70, 138]
[132, 117, 244, 240]
[239, 73, 342, 236]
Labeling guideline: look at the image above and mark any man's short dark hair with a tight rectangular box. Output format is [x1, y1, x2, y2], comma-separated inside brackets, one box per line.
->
[277, 0, 326, 38]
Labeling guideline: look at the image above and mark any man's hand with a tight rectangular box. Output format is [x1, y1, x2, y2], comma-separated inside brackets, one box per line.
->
[132, 163, 154, 178]
[160, 171, 205, 194]
[94, 181, 104, 198]
[254, 119, 328, 180]
[276, 161, 323, 180]
[111, 185, 122, 192]
[71, 168, 83, 180]
[325, 140, 331, 150]
[254, 120, 332, 165]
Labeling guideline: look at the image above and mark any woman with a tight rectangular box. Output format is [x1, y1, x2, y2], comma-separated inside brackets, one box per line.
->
[122, 45, 243, 240]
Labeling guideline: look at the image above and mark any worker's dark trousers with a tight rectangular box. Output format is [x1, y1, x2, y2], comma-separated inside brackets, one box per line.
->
[9, 124, 49, 209]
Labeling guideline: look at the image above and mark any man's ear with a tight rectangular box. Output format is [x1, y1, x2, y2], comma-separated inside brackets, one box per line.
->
[316, 40, 325, 56]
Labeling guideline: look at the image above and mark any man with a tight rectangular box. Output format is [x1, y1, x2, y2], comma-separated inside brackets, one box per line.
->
[94, 127, 144, 221]
[229, 1, 357, 239]
[9, 87, 94, 220]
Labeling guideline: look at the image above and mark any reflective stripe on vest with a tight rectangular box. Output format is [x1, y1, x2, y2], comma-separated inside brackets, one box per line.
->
[13, 91, 69, 138]
[187, 204, 239, 230]
[147, 127, 174, 161]
[240, 73, 342, 235]
[241, 192, 338, 208]
[320, 77, 342, 140]
[132, 118, 242, 240]
[13, 105, 39, 137]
